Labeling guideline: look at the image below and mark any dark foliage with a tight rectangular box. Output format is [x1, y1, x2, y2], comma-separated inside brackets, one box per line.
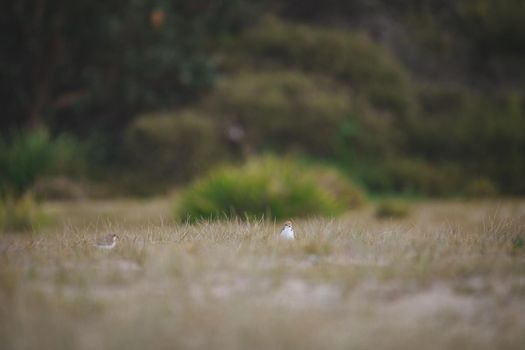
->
[0, 0, 258, 135]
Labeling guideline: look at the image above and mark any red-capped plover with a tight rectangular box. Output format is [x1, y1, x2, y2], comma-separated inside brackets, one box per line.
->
[280, 220, 295, 240]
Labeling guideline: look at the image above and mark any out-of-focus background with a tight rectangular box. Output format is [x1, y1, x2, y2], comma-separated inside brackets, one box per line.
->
[1, 0, 525, 223]
[2, 3, 525, 350]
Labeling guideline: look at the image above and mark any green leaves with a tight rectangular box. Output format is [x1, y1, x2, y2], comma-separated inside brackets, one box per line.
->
[174, 156, 365, 221]
[0, 129, 82, 197]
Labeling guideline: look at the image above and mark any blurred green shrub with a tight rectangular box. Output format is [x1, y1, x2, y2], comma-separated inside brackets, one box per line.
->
[228, 16, 408, 88]
[0, 129, 83, 198]
[410, 85, 481, 161]
[32, 177, 87, 201]
[416, 84, 468, 117]
[1, 0, 259, 134]
[464, 178, 499, 198]
[314, 166, 366, 209]
[405, 11, 454, 57]
[512, 235, 524, 252]
[409, 87, 525, 195]
[224, 16, 415, 120]
[124, 111, 227, 184]
[174, 156, 365, 221]
[206, 71, 351, 156]
[375, 199, 409, 219]
[455, 0, 525, 57]
[360, 158, 461, 196]
[215, 16, 418, 169]
[0, 194, 48, 232]
[460, 93, 525, 195]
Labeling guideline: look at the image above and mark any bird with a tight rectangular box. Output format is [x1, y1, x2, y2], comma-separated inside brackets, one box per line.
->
[280, 220, 295, 240]
[95, 233, 118, 250]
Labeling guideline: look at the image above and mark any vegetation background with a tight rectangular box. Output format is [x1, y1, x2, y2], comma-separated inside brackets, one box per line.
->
[1, 0, 524, 204]
[1, 2, 525, 350]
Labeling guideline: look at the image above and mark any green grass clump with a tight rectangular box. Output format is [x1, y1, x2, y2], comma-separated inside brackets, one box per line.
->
[464, 178, 499, 198]
[124, 111, 227, 185]
[174, 157, 365, 221]
[0, 129, 83, 197]
[0, 194, 48, 232]
[360, 158, 462, 196]
[226, 16, 411, 93]
[207, 70, 352, 157]
[512, 235, 524, 251]
[226, 16, 416, 121]
[375, 199, 410, 219]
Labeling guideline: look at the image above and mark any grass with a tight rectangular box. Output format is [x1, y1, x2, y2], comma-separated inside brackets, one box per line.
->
[1, 199, 525, 349]
[375, 199, 410, 219]
[0, 194, 50, 232]
[174, 157, 365, 221]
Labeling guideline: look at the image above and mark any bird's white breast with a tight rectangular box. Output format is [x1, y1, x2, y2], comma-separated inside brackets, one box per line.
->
[280, 226, 295, 240]
[96, 241, 116, 249]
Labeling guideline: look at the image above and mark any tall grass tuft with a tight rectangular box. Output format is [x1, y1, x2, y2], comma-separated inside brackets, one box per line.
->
[0, 129, 81, 232]
[174, 157, 365, 222]
[0, 193, 48, 232]
[375, 199, 410, 219]
[0, 129, 83, 198]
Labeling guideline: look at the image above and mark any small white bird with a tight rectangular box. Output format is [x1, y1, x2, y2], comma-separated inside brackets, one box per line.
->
[280, 220, 295, 240]
[95, 234, 118, 250]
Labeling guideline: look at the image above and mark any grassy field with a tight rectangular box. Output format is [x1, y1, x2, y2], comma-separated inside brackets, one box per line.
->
[1, 199, 525, 350]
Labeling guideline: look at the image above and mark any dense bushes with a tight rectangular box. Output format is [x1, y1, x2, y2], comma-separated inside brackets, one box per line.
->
[407, 86, 525, 195]
[157, 17, 525, 196]
[455, 0, 525, 57]
[359, 158, 462, 196]
[0, 129, 84, 232]
[0, 129, 83, 197]
[124, 111, 227, 184]
[227, 17, 408, 87]
[174, 157, 365, 221]
[1, 0, 259, 133]
[203, 70, 407, 164]
[464, 178, 499, 198]
[2, 2, 525, 198]
[0, 194, 47, 232]
[205, 71, 352, 156]
[223, 17, 415, 121]
[375, 199, 410, 219]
